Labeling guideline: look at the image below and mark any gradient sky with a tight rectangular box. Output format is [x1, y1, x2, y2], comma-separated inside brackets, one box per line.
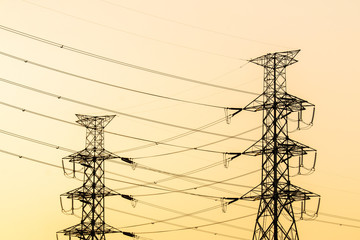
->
[0, 0, 359, 240]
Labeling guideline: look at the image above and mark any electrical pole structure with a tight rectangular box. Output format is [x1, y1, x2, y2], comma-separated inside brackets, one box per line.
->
[239, 50, 320, 240]
[58, 114, 137, 240]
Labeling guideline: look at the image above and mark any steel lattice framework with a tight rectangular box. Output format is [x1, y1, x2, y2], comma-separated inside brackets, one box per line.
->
[240, 50, 320, 240]
[58, 114, 136, 240]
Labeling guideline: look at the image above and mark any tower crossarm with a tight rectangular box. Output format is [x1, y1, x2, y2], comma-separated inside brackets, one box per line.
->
[249, 49, 301, 69]
[280, 93, 314, 112]
[242, 137, 315, 157]
[57, 223, 132, 238]
[61, 186, 123, 199]
[282, 184, 320, 201]
[63, 149, 136, 171]
[240, 183, 319, 203]
[242, 92, 314, 114]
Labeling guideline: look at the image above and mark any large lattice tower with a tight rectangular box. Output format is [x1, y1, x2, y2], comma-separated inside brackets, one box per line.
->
[58, 114, 136, 240]
[240, 50, 320, 239]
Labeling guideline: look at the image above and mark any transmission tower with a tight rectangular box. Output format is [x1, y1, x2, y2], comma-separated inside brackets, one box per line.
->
[58, 114, 137, 240]
[240, 50, 320, 239]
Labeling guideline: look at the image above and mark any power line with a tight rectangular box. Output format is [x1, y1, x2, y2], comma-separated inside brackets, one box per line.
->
[0, 148, 64, 170]
[107, 162, 251, 198]
[0, 148, 252, 239]
[0, 51, 241, 110]
[114, 160, 253, 196]
[0, 99, 258, 191]
[124, 125, 260, 159]
[113, 160, 244, 194]
[130, 168, 258, 197]
[134, 213, 256, 235]
[104, 162, 250, 199]
[232, 202, 360, 230]
[0, 100, 256, 158]
[116, 205, 222, 229]
[118, 202, 256, 231]
[23, 0, 244, 60]
[0, 148, 243, 202]
[97, 0, 292, 49]
[108, 206, 251, 240]
[0, 129, 254, 196]
[0, 100, 219, 153]
[114, 115, 239, 153]
[132, 163, 256, 191]
[2, 133, 358, 236]
[0, 126, 251, 197]
[318, 212, 360, 223]
[0, 100, 258, 196]
[0, 148, 159, 192]
[136, 200, 252, 239]
[0, 77, 254, 141]
[0, 24, 258, 95]
[314, 219, 360, 229]
[0, 128, 75, 153]
[101, 154, 254, 196]
[4, 146, 357, 231]
[113, 159, 251, 196]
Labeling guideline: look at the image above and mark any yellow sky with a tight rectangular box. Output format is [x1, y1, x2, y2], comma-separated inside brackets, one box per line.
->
[0, 0, 359, 239]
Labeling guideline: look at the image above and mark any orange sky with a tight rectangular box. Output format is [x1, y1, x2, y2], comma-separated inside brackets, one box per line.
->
[0, 0, 359, 239]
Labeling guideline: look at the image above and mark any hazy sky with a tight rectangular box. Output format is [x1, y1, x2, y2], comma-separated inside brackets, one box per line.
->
[0, 0, 359, 240]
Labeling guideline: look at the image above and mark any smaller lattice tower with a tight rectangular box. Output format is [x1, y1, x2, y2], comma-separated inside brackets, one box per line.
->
[58, 114, 137, 240]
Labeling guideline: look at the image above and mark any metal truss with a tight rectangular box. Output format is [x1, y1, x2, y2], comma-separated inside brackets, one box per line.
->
[240, 50, 320, 240]
[58, 115, 135, 240]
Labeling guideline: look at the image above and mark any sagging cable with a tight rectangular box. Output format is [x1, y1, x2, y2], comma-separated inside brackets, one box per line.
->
[299, 106, 316, 127]
[60, 195, 74, 215]
[62, 159, 83, 180]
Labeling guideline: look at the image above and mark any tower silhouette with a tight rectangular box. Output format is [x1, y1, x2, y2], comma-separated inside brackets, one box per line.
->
[58, 114, 136, 240]
[240, 50, 320, 239]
